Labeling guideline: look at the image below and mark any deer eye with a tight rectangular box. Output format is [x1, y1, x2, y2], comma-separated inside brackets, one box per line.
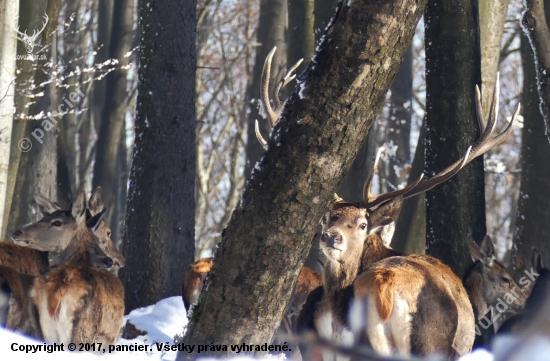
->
[501, 276, 511, 285]
[107, 231, 112, 238]
[359, 223, 367, 230]
[51, 221, 62, 227]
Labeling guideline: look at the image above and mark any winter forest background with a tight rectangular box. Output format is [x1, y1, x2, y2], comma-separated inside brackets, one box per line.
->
[2, 0, 550, 358]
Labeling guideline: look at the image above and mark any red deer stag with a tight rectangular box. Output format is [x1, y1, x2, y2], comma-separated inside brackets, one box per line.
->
[304, 75, 520, 359]
[12, 191, 124, 346]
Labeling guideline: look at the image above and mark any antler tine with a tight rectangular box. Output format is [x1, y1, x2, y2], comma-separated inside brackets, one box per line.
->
[475, 86, 485, 134]
[255, 120, 268, 150]
[478, 73, 499, 145]
[256, 47, 302, 149]
[260, 47, 278, 126]
[362, 148, 384, 203]
[274, 58, 304, 111]
[365, 81, 519, 210]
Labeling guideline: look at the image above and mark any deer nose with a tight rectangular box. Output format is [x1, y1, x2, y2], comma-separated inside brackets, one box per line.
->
[103, 257, 114, 269]
[12, 230, 22, 239]
[322, 232, 342, 245]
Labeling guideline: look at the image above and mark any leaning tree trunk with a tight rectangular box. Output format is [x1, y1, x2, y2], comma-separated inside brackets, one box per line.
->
[424, 0, 485, 277]
[180, 1, 428, 358]
[120, 0, 195, 312]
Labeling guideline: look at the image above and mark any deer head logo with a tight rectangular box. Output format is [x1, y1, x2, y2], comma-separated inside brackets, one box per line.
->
[13, 14, 49, 54]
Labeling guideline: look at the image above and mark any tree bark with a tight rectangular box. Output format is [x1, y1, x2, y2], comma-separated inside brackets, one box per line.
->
[522, 0, 550, 143]
[511, 34, 550, 278]
[120, 0, 195, 311]
[424, 0, 485, 277]
[388, 46, 412, 191]
[392, 121, 426, 254]
[288, 0, 314, 70]
[180, 1, 427, 357]
[2, 0, 47, 239]
[0, 0, 19, 237]
[244, 0, 287, 177]
[6, 0, 61, 234]
[479, 0, 510, 239]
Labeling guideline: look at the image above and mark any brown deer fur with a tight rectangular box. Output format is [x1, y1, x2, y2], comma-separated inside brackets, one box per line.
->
[0, 265, 42, 338]
[0, 242, 49, 277]
[182, 257, 213, 311]
[14, 191, 125, 345]
[316, 197, 475, 359]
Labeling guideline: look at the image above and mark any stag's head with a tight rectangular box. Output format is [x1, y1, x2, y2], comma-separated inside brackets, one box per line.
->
[321, 74, 520, 266]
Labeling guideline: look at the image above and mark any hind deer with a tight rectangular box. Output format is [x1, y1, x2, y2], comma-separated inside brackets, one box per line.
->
[11, 191, 124, 345]
[296, 75, 521, 359]
[497, 248, 550, 336]
[1, 189, 124, 338]
[462, 235, 527, 348]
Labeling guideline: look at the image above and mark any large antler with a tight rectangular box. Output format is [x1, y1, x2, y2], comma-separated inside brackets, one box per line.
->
[363, 73, 520, 209]
[255, 47, 303, 149]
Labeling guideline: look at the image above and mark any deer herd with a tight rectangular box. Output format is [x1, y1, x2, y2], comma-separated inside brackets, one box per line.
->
[0, 46, 548, 360]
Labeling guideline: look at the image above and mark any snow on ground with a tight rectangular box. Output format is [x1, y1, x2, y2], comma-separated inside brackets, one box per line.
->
[2, 296, 550, 361]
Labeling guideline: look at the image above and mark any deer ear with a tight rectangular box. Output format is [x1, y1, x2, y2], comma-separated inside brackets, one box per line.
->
[470, 235, 494, 265]
[70, 191, 87, 223]
[88, 187, 104, 216]
[468, 236, 482, 262]
[532, 248, 543, 273]
[86, 207, 106, 232]
[368, 196, 403, 232]
[35, 193, 62, 215]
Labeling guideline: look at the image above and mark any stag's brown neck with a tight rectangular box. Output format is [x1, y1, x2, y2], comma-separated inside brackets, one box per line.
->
[323, 233, 403, 326]
[360, 233, 403, 270]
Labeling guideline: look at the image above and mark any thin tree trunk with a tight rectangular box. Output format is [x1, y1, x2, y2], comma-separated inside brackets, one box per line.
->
[388, 46, 413, 198]
[479, 0, 510, 239]
[522, 0, 550, 142]
[121, 0, 195, 311]
[288, 0, 314, 70]
[180, 1, 427, 357]
[93, 0, 134, 245]
[6, 0, 61, 234]
[2, 0, 47, 239]
[511, 34, 550, 278]
[393, 120, 426, 254]
[0, 0, 19, 238]
[57, 0, 81, 206]
[424, 0, 485, 277]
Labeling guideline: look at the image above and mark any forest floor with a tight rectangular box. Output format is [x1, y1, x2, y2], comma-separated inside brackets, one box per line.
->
[1, 296, 549, 361]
